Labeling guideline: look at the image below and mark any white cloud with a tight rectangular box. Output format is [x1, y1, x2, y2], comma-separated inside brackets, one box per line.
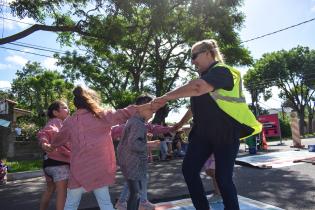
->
[16, 17, 37, 29]
[3, 19, 16, 30]
[42, 58, 58, 70]
[5, 55, 28, 66]
[0, 81, 11, 89]
[311, 5, 315, 12]
[0, 63, 13, 70]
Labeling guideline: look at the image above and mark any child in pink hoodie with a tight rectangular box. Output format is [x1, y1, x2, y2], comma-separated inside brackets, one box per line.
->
[48, 86, 153, 210]
[37, 100, 71, 210]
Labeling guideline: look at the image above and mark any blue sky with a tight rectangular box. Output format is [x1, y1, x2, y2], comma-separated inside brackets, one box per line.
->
[1, 0, 315, 121]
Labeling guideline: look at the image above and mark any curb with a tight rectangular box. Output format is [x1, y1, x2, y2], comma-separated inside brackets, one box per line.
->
[7, 170, 43, 181]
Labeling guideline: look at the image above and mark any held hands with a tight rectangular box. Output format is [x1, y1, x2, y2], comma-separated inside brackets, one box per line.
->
[136, 103, 155, 121]
[136, 95, 167, 117]
[151, 95, 168, 111]
[41, 143, 55, 153]
[136, 94, 170, 118]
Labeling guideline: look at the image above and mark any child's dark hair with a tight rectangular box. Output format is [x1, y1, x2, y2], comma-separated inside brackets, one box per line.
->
[47, 101, 64, 119]
[73, 86, 102, 118]
[135, 94, 153, 105]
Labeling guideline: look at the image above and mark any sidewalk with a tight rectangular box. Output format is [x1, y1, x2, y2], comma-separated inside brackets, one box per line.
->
[7, 137, 315, 181]
[6, 169, 43, 181]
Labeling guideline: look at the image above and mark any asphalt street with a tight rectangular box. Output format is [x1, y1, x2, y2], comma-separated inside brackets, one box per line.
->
[1, 138, 315, 210]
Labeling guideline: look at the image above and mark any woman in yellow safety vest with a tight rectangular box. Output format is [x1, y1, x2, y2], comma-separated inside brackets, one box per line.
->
[152, 39, 261, 210]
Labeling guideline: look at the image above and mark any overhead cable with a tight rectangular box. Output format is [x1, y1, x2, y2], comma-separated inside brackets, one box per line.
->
[0, 46, 54, 58]
[241, 17, 315, 43]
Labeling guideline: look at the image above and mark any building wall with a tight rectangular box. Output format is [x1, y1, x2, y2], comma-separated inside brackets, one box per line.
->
[1, 100, 40, 160]
[10, 141, 42, 161]
[0, 127, 10, 158]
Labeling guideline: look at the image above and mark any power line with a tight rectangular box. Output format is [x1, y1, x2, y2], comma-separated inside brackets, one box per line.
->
[2, 16, 33, 25]
[241, 17, 315, 43]
[10, 40, 89, 54]
[0, 46, 54, 58]
[7, 42, 67, 54]
[1, 7, 315, 61]
[257, 100, 289, 110]
[2, 17, 89, 55]
[4, 40, 89, 57]
[14, 41, 69, 53]
[1, 0, 5, 38]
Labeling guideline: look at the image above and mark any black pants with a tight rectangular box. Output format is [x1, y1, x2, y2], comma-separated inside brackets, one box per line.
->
[126, 179, 142, 210]
[182, 135, 240, 210]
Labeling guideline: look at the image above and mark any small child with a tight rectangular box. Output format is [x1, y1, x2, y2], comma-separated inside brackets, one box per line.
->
[117, 97, 154, 210]
[204, 154, 222, 203]
[113, 95, 173, 210]
[37, 101, 71, 210]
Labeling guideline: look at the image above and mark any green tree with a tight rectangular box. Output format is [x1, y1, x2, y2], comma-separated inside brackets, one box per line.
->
[279, 116, 292, 138]
[244, 46, 315, 136]
[306, 97, 314, 133]
[0, 89, 14, 100]
[3, 0, 253, 123]
[11, 62, 74, 126]
[244, 69, 271, 116]
[55, 0, 252, 123]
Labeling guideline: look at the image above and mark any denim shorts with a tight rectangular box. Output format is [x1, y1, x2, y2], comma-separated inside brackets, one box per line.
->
[44, 165, 70, 182]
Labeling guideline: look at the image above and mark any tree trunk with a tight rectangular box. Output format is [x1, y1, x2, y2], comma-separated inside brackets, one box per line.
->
[250, 89, 258, 117]
[298, 109, 305, 137]
[152, 105, 169, 125]
[308, 114, 313, 134]
[307, 105, 314, 134]
[132, 73, 140, 92]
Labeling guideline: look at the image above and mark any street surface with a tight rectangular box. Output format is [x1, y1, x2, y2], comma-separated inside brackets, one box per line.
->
[0, 138, 315, 210]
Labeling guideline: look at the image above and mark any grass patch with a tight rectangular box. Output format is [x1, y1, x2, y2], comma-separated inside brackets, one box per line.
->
[2, 159, 42, 173]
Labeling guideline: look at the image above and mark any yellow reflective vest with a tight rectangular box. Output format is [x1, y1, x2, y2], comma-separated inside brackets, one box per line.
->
[209, 63, 262, 139]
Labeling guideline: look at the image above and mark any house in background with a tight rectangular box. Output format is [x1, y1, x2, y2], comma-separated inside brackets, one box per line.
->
[0, 99, 40, 160]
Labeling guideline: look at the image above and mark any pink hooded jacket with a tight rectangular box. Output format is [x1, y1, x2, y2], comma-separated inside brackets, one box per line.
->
[51, 107, 136, 191]
[37, 118, 70, 163]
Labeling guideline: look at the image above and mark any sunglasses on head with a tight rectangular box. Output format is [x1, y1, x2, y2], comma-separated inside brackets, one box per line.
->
[191, 50, 206, 60]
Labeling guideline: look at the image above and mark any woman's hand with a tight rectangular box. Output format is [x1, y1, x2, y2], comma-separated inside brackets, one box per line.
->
[151, 95, 168, 111]
[137, 103, 154, 118]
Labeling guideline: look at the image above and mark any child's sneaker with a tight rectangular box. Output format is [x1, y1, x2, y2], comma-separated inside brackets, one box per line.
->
[208, 194, 223, 203]
[115, 200, 127, 210]
[139, 200, 155, 210]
